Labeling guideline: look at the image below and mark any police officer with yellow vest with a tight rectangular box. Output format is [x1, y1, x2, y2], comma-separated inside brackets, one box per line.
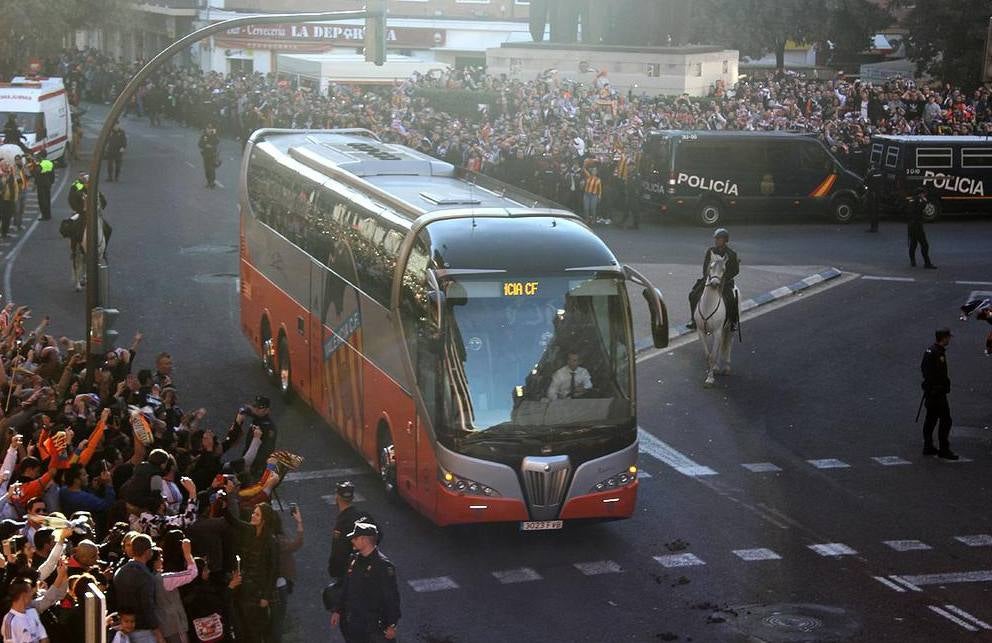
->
[329, 522, 401, 642]
[28, 156, 54, 221]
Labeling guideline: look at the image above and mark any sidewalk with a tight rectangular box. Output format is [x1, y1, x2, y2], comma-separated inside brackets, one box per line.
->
[625, 262, 840, 349]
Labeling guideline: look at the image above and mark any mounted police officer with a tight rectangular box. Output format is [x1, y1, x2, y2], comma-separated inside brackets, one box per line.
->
[64, 173, 109, 292]
[329, 522, 401, 643]
[687, 228, 740, 331]
[920, 327, 957, 460]
[327, 481, 378, 580]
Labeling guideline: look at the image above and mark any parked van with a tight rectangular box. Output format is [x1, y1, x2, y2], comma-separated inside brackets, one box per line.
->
[638, 130, 865, 225]
[870, 134, 992, 221]
[0, 77, 70, 162]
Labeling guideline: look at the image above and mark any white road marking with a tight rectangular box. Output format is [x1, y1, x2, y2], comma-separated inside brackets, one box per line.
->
[741, 462, 782, 473]
[900, 570, 992, 586]
[929, 605, 979, 632]
[283, 466, 370, 482]
[861, 275, 915, 282]
[653, 553, 706, 568]
[955, 534, 992, 547]
[873, 576, 906, 592]
[214, 181, 225, 189]
[636, 470, 652, 479]
[808, 543, 857, 557]
[883, 540, 932, 552]
[732, 548, 782, 561]
[942, 605, 992, 630]
[807, 458, 850, 469]
[492, 567, 542, 584]
[956, 280, 992, 286]
[872, 456, 912, 466]
[408, 576, 459, 592]
[637, 428, 718, 477]
[889, 575, 923, 592]
[184, 160, 195, 168]
[801, 273, 825, 286]
[573, 560, 622, 576]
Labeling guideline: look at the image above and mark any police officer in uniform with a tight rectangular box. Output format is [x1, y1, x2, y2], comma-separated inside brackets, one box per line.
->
[330, 522, 401, 642]
[920, 327, 957, 460]
[906, 187, 936, 269]
[865, 162, 883, 232]
[687, 228, 740, 330]
[29, 156, 54, 221]
[327, 481, 377, 579]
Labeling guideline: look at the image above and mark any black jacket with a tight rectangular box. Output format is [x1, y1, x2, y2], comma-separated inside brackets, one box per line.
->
[703, 246, 740, 289]
[327, 505, 378, 578]
[335, 548, 401, 631]
[198, 131, 220, 159]
[105, 129, 127, 157]
[921, 342, 950, 396]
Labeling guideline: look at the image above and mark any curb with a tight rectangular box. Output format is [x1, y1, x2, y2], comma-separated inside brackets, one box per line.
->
[635, 267, 844, 353]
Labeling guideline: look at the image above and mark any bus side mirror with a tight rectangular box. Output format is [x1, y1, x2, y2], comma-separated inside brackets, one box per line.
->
[623, 265, 669, 349]
[642, 288, 669, 349]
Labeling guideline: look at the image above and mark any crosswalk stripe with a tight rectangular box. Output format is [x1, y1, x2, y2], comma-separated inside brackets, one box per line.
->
[653, 553, 705, 568]
[732, 548, 781, 561]
[955, 534, 992, 547]
[873, 576, 905, 592]
[883, 540, 932, 552]
[942, 605, 992, 630]
[872, 456, 912, 466]
[637, 428, 717, 477]
[573, 560, 622, 575]
[492, 567, 542, 584]
[408, 576, 459, 592]
[740, 462, 782, 473]
[808, 543, 857, 557]
[929, 605, 979, 632]
[807, 459, 850, 469]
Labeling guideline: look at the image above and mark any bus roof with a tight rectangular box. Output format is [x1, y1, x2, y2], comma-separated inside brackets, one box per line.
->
[252, 129, 567, 221]
[872, 134, 992, 145]
[647, 129, 818, 140]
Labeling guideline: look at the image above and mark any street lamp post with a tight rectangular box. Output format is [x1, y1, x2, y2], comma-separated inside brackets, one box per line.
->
[83, 7, 385, 378]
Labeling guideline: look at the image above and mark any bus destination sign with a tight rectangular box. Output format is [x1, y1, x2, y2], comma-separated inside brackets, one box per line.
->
[503, 281, 539, 297]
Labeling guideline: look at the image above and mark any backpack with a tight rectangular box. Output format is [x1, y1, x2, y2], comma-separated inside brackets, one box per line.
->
[58, 216, 77, 239]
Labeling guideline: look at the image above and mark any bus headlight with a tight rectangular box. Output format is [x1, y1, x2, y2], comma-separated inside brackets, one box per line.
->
[591, 465, 637, 493]
[438, 467, 501, 497]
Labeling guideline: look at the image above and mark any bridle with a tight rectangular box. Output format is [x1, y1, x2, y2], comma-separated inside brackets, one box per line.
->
[699, 257, 726, 333]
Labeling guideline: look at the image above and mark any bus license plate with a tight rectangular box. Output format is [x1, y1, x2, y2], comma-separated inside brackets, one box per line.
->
[520, 520, 563, 531]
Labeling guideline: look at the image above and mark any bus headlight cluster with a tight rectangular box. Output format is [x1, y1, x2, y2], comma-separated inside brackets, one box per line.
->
[438, 467, 501, 497]
[591, 465, 638, 493]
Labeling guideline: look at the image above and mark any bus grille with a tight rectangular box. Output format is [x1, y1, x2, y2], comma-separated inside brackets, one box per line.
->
[521, 456, 571, 520]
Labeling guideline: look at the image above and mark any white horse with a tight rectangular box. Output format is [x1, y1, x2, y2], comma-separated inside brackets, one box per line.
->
[692, 253, 734, 387]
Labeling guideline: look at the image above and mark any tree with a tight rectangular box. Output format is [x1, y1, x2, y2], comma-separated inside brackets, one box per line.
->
[899, 0, 991, 88]
[692, 0, 889, 71]
[0, 0, 130, 76]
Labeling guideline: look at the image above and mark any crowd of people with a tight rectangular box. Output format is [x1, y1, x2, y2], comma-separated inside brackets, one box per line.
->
[0, 302, 310, 642]
[42, 48, 992, 213]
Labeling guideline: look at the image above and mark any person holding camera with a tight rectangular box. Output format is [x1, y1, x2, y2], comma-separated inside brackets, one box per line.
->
[269, 503, 303, 643]
[222, 397, 276, 479]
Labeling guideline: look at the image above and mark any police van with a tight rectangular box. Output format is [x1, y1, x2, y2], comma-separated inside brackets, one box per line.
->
[638, 130, 865, 225]
[870, 135, 992, 221]
[0, 77, 70, 162]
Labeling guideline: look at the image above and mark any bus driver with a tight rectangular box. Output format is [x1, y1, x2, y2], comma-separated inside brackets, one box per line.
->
[546, 352, 593, 400]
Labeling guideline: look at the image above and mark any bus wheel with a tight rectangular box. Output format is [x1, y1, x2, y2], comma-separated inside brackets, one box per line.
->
[378, 426, 398, 498]
[921, 198, 941, 222]
[261, 322, 277, 382]
[831, 196, 856, 224]
[697, 200, 723, 226]
[277, 333, 293, 401]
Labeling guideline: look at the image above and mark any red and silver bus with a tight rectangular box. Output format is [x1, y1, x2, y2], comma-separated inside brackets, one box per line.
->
[239, 129, 669, 528]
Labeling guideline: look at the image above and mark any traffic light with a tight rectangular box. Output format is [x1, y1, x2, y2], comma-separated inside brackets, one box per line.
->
[89, 307, 120, 353]
[365, 0, 387, 66]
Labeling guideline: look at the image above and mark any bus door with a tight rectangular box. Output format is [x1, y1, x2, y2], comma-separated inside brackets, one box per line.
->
[309, 197, 366, 446]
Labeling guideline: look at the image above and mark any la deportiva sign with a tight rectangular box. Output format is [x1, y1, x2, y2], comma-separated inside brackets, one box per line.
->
[221, 22, 444, 47]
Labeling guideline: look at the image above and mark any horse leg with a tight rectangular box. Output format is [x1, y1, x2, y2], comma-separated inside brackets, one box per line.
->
[700, 327, 716, 387]
[718, 327, 733, 375]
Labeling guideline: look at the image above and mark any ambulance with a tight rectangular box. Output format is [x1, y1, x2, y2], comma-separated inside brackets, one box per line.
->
[0, 76, 70, 162]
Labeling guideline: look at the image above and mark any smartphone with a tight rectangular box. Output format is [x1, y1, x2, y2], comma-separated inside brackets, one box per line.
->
[289, 502, 298, 516]
[2, 540, 10, 557]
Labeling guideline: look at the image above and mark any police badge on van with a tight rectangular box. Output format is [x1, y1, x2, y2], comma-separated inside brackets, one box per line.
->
[676, 173, 740, 196]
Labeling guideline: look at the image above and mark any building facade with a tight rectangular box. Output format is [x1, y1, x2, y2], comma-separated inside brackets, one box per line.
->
[73, 1, 198, 64]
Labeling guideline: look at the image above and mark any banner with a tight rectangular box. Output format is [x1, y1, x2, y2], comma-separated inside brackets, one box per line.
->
[214, 22, 444, 53]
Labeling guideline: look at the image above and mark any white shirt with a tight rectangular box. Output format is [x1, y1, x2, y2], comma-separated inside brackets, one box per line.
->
[2, 607, 47, 643]
[547, 365, 592, 400]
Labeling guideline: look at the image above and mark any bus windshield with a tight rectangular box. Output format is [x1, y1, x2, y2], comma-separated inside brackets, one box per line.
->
[440, 274, 632, 437]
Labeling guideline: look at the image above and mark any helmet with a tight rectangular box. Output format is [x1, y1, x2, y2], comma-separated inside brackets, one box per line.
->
[713, 228, 730, 240]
